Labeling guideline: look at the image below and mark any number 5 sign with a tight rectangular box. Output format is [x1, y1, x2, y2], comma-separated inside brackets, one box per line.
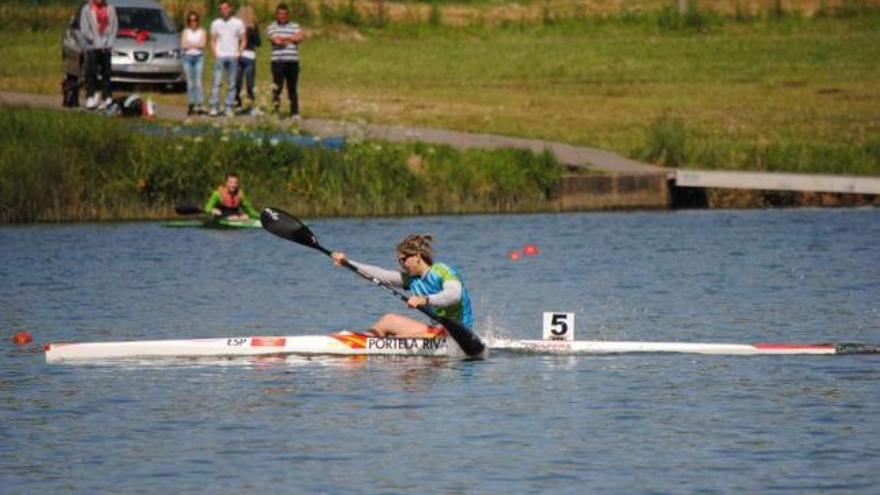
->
[543, 312, 575, 341]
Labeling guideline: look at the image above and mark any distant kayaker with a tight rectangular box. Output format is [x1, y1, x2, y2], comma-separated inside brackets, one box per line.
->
[331, 234, 474, 338]
[204, 173, 260, 220]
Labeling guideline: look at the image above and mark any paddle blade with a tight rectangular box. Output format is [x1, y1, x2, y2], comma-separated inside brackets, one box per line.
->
[175, 204, 204, 215]
[260, 207, 326, 253]
[430, 312, 486, 357]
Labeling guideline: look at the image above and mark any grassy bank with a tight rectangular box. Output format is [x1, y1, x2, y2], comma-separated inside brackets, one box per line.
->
[1, 1, 879, 176]
[0, 107, 561, 223]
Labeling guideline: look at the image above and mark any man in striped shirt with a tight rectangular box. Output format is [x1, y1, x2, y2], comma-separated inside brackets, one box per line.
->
[266, 3, 304, 119]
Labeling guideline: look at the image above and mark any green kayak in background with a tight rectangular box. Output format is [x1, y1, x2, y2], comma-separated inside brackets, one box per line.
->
[161, 218, 262, 229]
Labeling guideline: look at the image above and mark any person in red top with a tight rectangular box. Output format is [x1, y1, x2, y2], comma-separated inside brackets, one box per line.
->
[203, 173, 260, 220]
[79, 0, 118, 109]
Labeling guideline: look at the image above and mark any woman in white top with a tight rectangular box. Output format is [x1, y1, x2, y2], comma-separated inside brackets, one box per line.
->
[180, 11, 207, 115]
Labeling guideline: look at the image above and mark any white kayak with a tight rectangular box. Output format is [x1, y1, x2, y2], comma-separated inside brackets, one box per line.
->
[489, 339, 878, 356]
[43, 332, 879, 363]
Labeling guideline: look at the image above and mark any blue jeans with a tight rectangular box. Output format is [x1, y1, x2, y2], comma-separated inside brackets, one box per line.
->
[182, 53, 204, 106]
[235, 57, 256, 106]
[210, 56, 238, 110]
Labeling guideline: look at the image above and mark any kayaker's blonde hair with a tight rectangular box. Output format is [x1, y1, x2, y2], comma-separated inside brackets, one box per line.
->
[397, 234, 435, 265]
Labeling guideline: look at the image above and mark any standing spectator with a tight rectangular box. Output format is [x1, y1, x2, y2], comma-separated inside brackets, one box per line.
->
[180, 11, 207, 115]
[266, 3, 304, 120]
[234, 5, 261, 115]
[79, 0, 118, 110]
[209, 0, 245, 117]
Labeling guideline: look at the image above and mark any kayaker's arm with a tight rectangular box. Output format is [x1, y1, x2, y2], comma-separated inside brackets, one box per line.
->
[204, 191, 221, 215]
[424, 280, 462, 308]
[347, 260, 405, 288]
[240, 193, 261, 219]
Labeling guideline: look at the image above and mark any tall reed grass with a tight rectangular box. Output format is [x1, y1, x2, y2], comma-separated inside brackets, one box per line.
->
[0, 107, 562, 223]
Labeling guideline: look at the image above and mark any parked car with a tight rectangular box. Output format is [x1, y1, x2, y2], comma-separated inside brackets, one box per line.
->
[62, 0, 184, 104]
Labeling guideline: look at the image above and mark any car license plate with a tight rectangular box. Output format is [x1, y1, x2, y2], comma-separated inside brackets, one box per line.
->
[116, 64, 159, 73]
[132, 65, 161, 73]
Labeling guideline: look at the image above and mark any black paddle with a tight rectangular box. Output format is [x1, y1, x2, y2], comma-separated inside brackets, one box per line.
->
[175, 204, 205, 215]
[260, 207, 486, 357]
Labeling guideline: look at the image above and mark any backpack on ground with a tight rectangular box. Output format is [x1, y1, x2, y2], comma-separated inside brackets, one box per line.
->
[62, 76, 80, 108]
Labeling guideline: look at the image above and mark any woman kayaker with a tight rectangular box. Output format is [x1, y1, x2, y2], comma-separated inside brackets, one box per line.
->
[203, 172, 260, 220]
[331, 234, 474, 338]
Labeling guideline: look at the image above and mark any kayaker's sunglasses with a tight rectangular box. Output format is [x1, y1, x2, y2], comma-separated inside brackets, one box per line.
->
[398, 254, 414, 265]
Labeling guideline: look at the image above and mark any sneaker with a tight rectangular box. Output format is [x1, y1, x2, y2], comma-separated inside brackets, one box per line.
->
[85, 95, 97, 109]
[187, 105, 195, 116]
[98, 97, 112, 110]
[250, 107, 263, 117]
[290, 113, 302, 123]
[208, 107, 219, 117]
[224, 107, 235, 118]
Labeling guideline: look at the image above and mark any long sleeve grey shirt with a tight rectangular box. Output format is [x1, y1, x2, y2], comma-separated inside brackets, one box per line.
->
[79, 3, 118, 50]
[348, 260, 463, 308]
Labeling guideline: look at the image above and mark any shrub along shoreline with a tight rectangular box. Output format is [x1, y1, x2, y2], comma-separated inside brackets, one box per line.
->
[0, 107, 563, 223]
[2, 106, 876, 224]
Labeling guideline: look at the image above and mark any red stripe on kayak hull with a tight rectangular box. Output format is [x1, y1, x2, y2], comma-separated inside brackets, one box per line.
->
[251, 337, 286, 347]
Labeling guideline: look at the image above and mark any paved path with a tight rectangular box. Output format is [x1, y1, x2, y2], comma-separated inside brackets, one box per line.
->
[1, 90, 665, 176]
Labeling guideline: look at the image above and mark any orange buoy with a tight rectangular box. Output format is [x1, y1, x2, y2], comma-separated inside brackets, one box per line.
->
[523, 244, 540, 256]
[12, 331, 33, 345]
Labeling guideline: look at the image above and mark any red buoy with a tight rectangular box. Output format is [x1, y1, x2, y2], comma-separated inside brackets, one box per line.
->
[523, 244, 540, 256]
[12, 331, 33, 345]
[507, 250, 522, 261]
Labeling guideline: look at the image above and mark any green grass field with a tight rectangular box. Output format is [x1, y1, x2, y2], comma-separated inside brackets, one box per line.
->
[1, 3, 879, 175]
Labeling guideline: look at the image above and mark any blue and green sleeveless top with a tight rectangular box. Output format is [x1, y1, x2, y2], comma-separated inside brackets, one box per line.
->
[403, 263, 474, 329]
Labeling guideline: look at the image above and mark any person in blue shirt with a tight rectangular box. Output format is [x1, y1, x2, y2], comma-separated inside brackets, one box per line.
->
[331, 234, 473, 338]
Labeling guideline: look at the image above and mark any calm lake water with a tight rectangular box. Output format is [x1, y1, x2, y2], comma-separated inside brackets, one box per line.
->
[2, 208, 879, 494]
